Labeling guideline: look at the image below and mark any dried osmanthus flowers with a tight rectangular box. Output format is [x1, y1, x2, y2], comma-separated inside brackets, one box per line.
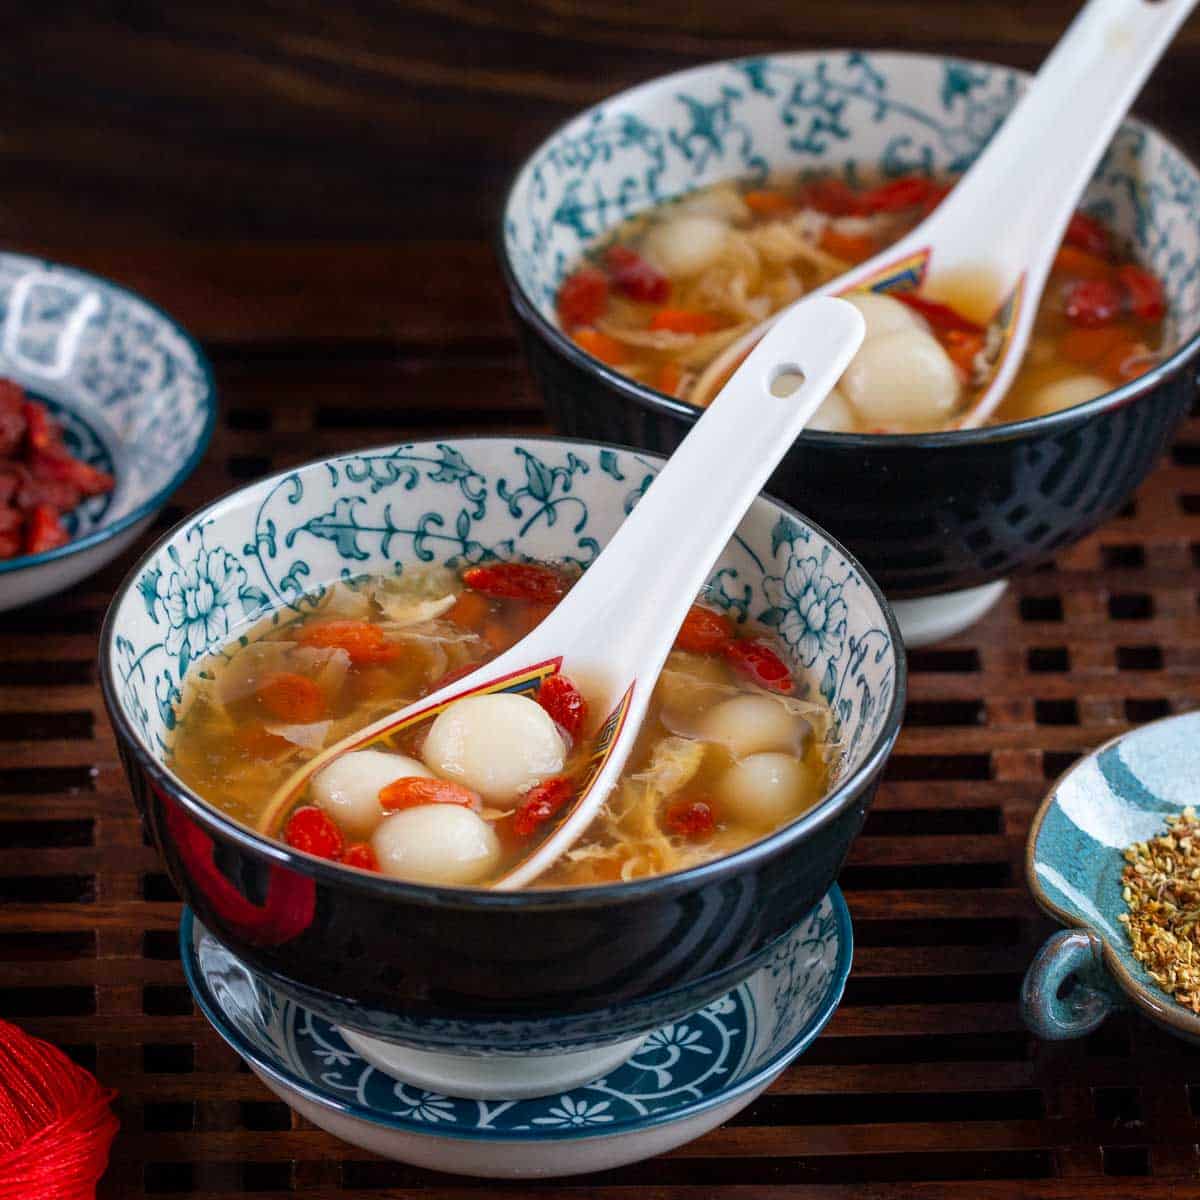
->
[1119, 807, 1200, 1014]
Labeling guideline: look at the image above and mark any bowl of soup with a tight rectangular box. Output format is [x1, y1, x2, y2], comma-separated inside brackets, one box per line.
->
[499, 51, 1200, 644]
[101, 436, 903, 1054]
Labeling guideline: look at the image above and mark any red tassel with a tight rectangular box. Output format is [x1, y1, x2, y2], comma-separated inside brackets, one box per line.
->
[0, 1019, 118, 1198]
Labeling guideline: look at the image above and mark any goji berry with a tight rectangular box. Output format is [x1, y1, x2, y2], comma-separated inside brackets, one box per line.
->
[1063, 278, 1122, 328]
[297, 620, 396, 664]
[858, 175, 932, 213]
[894, 293, 983, 334]
[537, 674, 587, 738]
[604, 245, 670, 304]
[23, 504, 69, 554]
[722, 639, 795, 693]
[284, 806, 344, 861]
[513, 776, 574, 837]
[556, 267, 609, 329]
[1116, 265, 1166, 322]
[343, 843, 379, 871]
[256, 673, 327, 723]
[1065, 211, 1109, 257]
[462, 562, 568, 603]
[674, 604, 734, 654]
[665, 798, 716, 837]
[378, 777, 482, 812]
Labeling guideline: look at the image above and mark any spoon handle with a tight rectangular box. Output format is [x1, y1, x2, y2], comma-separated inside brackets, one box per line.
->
[496, 298, 864, 887]
[536, 297, 865, 668]
[931, 0, 1196, 286]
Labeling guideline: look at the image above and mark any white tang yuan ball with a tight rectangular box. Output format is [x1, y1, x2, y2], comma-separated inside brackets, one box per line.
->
[716, 752, 823, 830]
[807, 387, 858, 433]
[642, 215, 730, 279]
[840, 328, 961, 426]
[1028, 374, 1111, 418]
[311, 750, 432, 839]
[845, 292, 926, 339]
[422, 693, 565, 807]
[697, 695, 808, 758]
[371, 806, 501, 886]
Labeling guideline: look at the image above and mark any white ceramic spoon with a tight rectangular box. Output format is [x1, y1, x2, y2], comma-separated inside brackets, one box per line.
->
[692, 0, 1197, 427]
[261, 296, 865, 887]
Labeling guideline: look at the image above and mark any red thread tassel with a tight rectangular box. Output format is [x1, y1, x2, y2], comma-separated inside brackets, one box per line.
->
[0, 1018, 118, 1198]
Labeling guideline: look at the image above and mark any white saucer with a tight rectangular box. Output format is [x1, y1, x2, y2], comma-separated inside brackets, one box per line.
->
[182, 888, 852, 1179]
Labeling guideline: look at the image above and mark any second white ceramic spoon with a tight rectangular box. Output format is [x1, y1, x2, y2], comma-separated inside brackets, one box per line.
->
[260, 295, 864, 887]
[692, 0, 1197, 427]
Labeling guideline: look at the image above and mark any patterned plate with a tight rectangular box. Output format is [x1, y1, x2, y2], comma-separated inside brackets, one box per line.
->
[1024, 712, 1200, 1044]
[182, 888, 850, 1163]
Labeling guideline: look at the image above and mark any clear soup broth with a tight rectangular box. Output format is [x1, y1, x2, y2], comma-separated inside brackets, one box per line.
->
[169, 562, 834, 888]
[555, 173, 1166, 432]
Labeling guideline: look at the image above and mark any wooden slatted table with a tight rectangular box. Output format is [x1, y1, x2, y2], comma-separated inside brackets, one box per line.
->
[4, 4, 1200, 1194]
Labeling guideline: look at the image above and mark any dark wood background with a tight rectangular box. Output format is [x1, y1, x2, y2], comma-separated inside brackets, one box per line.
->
[5, 2, 1200, 1196]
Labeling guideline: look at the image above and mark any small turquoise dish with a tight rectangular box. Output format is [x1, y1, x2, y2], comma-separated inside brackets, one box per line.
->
[182, 889, 852, 1178]
[1023, 712, 1200, 1044]
[0, 251, 215, 611]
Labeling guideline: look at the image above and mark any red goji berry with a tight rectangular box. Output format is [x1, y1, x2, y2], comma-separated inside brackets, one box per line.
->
[1065, 211, 1109, 257]
[1063, 278, 1123, 328]
[603, 245, 670, 304]
[1115, 265, 1166, 322]
[674, 604, 734, 654]
[378, 777, 482, 812]
[284, 806, 344, 861]
[513, 776, 575, 838]
[665, 798, 716, 837]
[537, 674, 587, 738]
[722, 639, 795, 694]
[461, 562, 568, 603]
[343, 843, 379, 872]
[556, 267, 609, 329]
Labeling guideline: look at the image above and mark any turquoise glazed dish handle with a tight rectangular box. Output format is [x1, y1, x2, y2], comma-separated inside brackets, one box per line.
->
[1021, 929, 1124, 1040]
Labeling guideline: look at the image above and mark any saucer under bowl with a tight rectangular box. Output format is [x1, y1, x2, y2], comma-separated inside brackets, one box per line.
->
[182, 889, 852, 1179]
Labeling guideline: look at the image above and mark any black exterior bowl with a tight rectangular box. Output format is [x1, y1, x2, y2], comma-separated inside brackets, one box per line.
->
[497, 50, 1200, 600]
[101, 437, 905, 1053]
[507, 317, 1196, 598]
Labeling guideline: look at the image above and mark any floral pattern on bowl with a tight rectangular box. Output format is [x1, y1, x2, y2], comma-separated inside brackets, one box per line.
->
[181, 888, 851, 1176]
[111, 437, 897, 774]
[1023, 712, 1200, 1044]
[504, 50, 1200, 358]
[0, 251, 215, 610]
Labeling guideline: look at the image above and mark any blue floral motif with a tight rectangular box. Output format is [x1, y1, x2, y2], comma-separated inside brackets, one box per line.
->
[532, 1096, 615, 1128]
[497, 447, 590, 535]
[762, 553, 849, 669]
[392, 1087, 458, 1124]
[156, 547, 248, 671]
[503, 49, 1199, 362]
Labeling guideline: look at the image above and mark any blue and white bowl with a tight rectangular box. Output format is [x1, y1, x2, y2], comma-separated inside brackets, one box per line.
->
[500, 51, 1200, 643]
[0, 252, 215, 610]
[101, 436, 902, 1057]
[183, 889, 852, 1178]
[1023, 712, 1200, 1044]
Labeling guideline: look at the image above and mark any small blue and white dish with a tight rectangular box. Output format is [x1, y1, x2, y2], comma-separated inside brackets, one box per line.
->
[183, 890, 852, 1178]
[0, 251, 215, 611]
[1023, 712, 1200, 1044]
[500, 50, 1200, 645]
